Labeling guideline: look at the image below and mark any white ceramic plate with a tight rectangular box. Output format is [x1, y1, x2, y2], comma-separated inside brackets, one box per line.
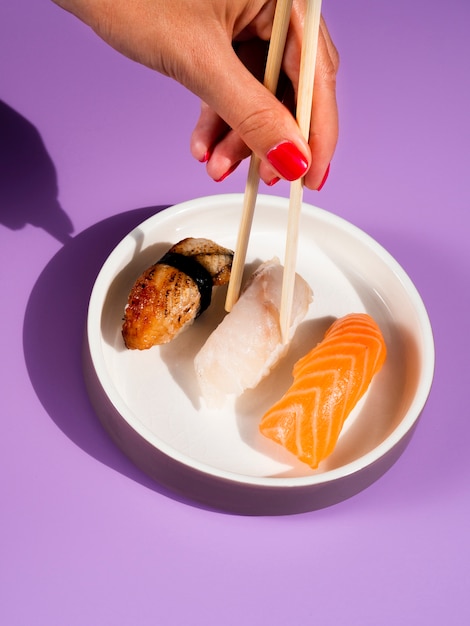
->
[84, 194, 434, 514]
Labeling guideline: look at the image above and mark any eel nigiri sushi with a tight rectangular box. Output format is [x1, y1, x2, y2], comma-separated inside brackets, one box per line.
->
[259, 313, 387, 469]
[194, 258, 313, 407]
[122, 237, 233, 349]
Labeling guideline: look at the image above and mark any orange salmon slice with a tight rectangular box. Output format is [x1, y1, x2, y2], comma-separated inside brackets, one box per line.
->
[259, 313, 387, 469]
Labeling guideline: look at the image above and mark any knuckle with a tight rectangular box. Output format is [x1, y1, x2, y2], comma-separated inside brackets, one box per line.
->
[234, 102, 278, 143]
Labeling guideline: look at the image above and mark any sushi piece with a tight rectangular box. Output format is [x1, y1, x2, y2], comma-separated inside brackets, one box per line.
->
[122, 237, 233, 349]
[194, 258, 313, 407]
[259, 313, 387, 469]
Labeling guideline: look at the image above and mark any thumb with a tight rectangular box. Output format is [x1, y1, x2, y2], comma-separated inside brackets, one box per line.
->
[195, 44, 311, 183]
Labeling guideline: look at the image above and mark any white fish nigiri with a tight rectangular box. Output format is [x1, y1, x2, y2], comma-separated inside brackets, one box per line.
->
[194, 259, 313, 407]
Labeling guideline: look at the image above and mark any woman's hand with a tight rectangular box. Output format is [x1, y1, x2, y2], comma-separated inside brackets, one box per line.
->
[52, 0, 339, 189]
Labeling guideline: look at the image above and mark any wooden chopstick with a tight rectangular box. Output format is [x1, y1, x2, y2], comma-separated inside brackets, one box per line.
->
[279, 0, 323, 343]
[225, 0, 293, 312]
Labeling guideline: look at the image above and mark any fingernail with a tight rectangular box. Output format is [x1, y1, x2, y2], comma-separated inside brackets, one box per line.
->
[317, 163, 330, 191]
[266, 141, 309, 181]
[199, 149, 211, 163]
[267, 176, 280, 187]
[215, 161, 241, 182]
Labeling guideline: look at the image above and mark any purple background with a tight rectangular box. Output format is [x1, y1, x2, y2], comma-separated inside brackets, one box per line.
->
[1, 1, 469, 624]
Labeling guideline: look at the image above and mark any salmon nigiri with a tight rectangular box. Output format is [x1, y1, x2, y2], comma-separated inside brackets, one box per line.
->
[259, 313, 387, 469]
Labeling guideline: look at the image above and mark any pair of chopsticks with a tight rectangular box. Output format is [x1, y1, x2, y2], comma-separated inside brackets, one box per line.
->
[225, 0, 323, 343]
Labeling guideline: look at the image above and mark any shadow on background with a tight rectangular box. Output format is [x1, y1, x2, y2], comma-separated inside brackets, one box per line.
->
[0, 100, 73, 243]
[19, 205, 213, 506]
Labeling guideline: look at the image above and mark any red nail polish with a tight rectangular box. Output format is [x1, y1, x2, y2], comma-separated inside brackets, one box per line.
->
[317, 163, 330, 191]
[215, 161, 240, 182]
[266, 141, 308, 181]
[199, 150, 211, 163]
[267, 176, 280, 186]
